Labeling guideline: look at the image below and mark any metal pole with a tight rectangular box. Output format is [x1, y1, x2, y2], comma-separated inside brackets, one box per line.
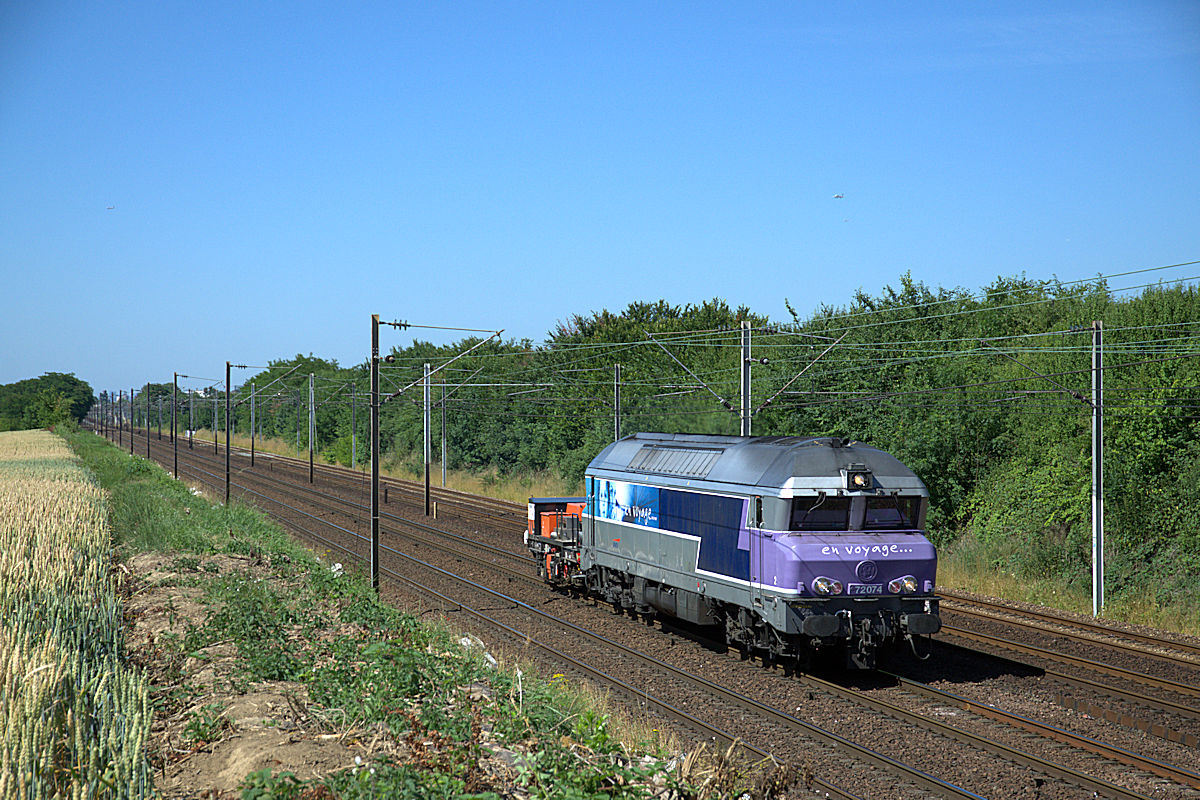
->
[130, 388, 135, 455]
[370, 315, 380, 592]
[213, 396, 218, 454]
[118, 391, 123, 448]
[309, 373, 315, 484]
[157, 396, 162, 440]
[351, 389, 357, 470]
[225, 362, 231, 505]
[740, 321, 752, 437]
[250, 382, 256, 468]
[172, 374, 178, 479]
[441, 376, 446, 487]
[1092, 321, 1104, 616]
[189, 390, 194, 450]
[424, 362, 431, 515]
[145, 383, 150, 457]
[614, 363, 621, 442]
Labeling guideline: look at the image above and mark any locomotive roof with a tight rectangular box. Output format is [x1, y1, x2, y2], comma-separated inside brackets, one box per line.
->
[587, 432, 926, 494]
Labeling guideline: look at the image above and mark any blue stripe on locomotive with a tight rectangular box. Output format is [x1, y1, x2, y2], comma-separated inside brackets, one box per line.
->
[589, 477, 750, 582]
[660, 489, 749, 581]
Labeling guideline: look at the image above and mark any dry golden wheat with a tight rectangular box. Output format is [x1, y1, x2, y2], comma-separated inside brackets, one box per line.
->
[0, 430, 152, 799]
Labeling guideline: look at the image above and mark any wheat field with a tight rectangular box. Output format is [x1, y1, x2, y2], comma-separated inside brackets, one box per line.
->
[0, 430, 152, 799]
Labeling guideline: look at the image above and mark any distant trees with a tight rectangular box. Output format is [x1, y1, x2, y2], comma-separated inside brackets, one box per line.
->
[0, 372, 94, 430]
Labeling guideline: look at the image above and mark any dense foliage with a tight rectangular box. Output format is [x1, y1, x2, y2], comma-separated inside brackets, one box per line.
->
[0, 371, 94, 430]
[767, 275, 1200, 611]
[113, 276, 1198, 611]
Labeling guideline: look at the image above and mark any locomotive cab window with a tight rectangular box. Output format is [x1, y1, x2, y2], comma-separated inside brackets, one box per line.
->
[789, 495, 850, 531]
[864, 496, 923, 530]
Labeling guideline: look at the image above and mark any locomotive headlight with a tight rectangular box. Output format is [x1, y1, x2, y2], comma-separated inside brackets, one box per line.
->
[812, 576, 843, 595]
[845, 464, 872, 491]
[889, 575, 919, 594]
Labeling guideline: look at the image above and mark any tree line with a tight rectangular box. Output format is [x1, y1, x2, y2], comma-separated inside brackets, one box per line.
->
[196, 276, 1200, 609]
[17, 272, 1200, 610]
[0, 372, 94, 430]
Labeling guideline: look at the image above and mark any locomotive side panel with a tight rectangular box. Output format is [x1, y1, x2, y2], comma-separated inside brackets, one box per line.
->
[586, 476, 759, 608]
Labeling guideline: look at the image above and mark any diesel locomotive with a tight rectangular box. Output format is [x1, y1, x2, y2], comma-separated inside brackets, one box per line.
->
[525, 432, 940, 669]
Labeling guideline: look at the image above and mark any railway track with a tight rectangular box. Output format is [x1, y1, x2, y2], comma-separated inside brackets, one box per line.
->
[99, 425, 1200, 799]
[119, 430, 963, 798]
[141, 427, 527, 525]
[939, 589, 1200, 666]
[939, 622, 1200, 699]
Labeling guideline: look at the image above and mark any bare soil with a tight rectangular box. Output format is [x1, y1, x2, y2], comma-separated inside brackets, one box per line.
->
[121, 552, 380, 797]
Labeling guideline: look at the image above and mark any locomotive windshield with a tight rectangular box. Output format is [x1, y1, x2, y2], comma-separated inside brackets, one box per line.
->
[864, 496, 922, 529]
[789, 494, 923, 531]
[789, 495, 850, 531]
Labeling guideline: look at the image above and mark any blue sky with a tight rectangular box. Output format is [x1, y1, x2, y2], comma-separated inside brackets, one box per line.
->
[2, 2, 1197, 394]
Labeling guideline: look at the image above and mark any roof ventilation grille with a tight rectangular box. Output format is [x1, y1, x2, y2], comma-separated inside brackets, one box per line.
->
[627, 445, 723, 478]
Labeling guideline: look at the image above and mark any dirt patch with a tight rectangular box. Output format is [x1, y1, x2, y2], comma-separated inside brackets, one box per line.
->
[161, 732, 361, 796]
[121, 552, 387, 798]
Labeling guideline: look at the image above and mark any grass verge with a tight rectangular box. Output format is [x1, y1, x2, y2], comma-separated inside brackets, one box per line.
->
[65, 429, 793, 798]
[938, 531, 1200, 637]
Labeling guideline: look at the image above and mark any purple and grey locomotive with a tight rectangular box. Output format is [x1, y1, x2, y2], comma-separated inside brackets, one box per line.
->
[526, 432, 940, 669]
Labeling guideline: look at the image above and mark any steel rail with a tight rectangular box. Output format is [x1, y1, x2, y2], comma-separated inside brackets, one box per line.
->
[216, 442, 524, 522]
[175, 442, 523, 562]
[787, 669, 1162, 800]
[940, 624, 1200, 699]
[933, 640, 1200, 747]
[877, 671, 1200, 790]
[940, 595, 1200, 669]
[131, 426, 533, 570]
[129, 421, 523, 526]
[937, 590, 1200, 660]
